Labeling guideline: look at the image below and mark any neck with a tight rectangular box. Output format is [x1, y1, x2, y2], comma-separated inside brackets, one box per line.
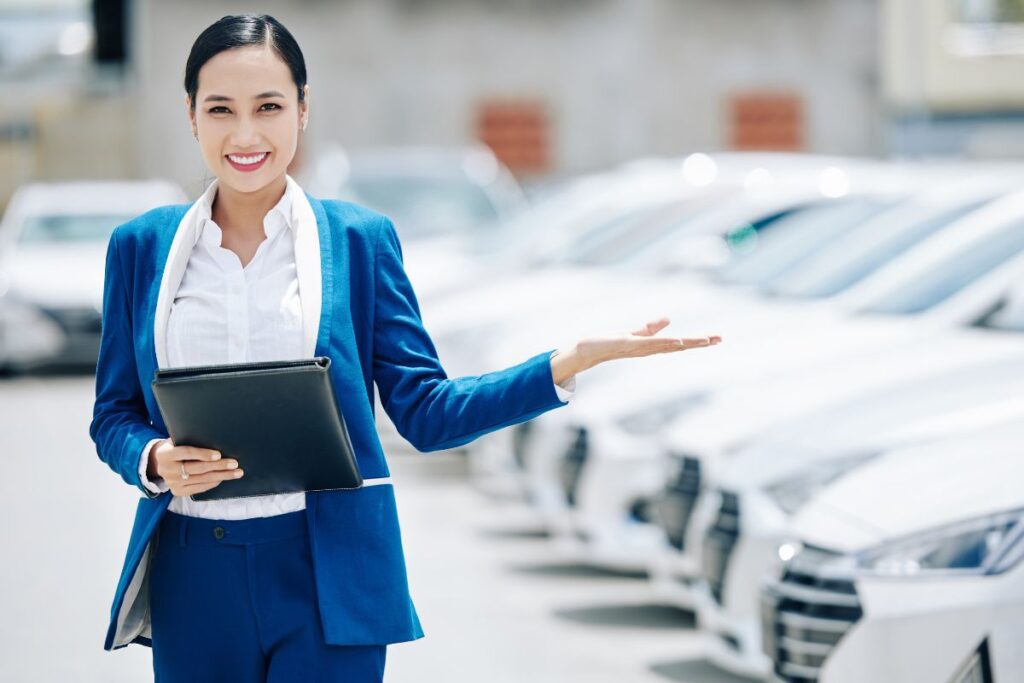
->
[211, 173, 287, 237]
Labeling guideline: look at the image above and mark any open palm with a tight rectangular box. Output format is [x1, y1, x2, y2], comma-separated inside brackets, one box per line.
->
[577, 317, 721, 365]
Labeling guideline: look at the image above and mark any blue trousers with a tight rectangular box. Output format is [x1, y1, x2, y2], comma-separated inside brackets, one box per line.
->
[150, 510, 387, 682]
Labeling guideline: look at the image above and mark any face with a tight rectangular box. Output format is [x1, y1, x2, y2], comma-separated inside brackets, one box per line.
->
[185, 44, 309, 194]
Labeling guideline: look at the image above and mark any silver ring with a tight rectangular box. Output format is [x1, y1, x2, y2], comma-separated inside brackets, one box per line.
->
[180, 463, 189, 481]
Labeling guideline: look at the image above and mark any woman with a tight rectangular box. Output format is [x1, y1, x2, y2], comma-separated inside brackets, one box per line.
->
[89, 13, 721, 682]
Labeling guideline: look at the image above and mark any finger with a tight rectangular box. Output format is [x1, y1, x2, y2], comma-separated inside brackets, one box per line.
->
[183, 468, 245, 486]
[178, 458, 240, 478]
[630, 317, 671, 337]
[678, 335, 723, 347]
[168, 446, 222, 462]
[626, 337, 720, 357]
[674, 337, 710, 347]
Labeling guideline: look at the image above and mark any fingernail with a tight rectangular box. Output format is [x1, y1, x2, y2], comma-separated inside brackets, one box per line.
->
[212, 452, 221, 460]
[234, 470, 244, 477]
[227, 460, 238, 469]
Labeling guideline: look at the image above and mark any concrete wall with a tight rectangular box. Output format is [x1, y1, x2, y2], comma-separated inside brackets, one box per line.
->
[131, 0, 882, 196]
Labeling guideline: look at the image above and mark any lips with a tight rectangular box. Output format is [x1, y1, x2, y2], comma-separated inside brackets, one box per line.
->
[225, 151, 270, 172]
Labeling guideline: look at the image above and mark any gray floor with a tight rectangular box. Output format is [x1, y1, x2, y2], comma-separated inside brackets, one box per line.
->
[0, 372, 753, 682]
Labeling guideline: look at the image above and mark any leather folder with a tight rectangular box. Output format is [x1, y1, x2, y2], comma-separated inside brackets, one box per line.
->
[151, 356, 363, 501]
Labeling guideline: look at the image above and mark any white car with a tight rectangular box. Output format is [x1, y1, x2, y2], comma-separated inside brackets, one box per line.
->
[0, 179, 186, 372]
[633, 184, 1024, 618]
[509, 175, 1024, 543]
[762, 419, 1024, 682]
[694, 346, 1024, 679]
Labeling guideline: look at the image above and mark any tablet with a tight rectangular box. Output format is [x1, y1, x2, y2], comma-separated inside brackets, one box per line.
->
[151, 356, 363, 501]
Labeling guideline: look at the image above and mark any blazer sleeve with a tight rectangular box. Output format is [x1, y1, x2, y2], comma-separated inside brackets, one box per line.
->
[372, 216, 569, 452]
[89, 227, 167, 498]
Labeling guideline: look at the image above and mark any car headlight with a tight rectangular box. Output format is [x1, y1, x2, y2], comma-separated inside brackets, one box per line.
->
[855, 508, 1024, 577]
[763, 451, 881, 515]
[614, 392, 706, 435]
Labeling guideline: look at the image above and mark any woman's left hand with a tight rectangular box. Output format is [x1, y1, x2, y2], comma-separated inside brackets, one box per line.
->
[550, 317, 721, 385]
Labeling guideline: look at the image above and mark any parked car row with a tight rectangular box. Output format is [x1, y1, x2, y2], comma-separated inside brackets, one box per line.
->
[399, 153, 1024, 682]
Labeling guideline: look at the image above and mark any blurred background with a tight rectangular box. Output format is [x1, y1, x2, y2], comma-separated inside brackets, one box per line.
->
[3, 1, 1024, 682]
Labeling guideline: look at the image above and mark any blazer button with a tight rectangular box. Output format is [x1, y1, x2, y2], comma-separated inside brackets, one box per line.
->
[213, 526, 225, 540]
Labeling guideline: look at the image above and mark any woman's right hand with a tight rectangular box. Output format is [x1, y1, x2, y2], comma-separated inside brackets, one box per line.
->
[149, 438, 244, 497]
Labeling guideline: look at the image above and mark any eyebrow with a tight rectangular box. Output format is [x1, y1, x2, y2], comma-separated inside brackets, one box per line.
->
[202, 91, 287, 103]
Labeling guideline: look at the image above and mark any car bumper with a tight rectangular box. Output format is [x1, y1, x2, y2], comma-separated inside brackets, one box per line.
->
[806, 572, 1020, 683]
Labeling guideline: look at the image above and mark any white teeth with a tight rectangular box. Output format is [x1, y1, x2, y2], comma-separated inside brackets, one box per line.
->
[228, 152, 268, 165]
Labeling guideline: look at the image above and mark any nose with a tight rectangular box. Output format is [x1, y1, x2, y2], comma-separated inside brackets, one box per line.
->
[228, 112, 262, 149]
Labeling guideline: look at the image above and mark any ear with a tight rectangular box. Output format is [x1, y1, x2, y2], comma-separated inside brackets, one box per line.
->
[184, 93, 197, 136]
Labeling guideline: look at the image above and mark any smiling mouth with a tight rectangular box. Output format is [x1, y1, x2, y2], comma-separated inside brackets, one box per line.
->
[225, 152, 270, 171]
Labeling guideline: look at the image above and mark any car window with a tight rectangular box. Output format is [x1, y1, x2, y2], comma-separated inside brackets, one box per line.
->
[562, 199, 699, 266]
[341, 175, 500, 238]
[858, 218, 1024, 315]
[713, 198, 898, 288]
[18, 214, 133, 244]
[768, 197, 994, 299]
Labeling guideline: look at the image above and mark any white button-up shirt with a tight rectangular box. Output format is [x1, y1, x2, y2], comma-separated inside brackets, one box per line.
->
[138, 176, 575, 520]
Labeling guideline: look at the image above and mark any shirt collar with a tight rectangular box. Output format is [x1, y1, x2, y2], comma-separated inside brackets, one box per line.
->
[193, 174, 299, 249]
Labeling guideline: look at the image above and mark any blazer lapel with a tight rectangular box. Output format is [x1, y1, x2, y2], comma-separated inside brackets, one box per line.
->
[152, 195, 207, 369]
[293, 186, 327, 357]
[305, 192, 334, 358]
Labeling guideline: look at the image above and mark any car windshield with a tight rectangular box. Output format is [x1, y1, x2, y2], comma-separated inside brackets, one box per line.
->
[766, 196, 994, 299]
[713, 197, 898, 288]
[559, 199, 703, 266]
[340, 175, 500, 238]
[858, 218, 1024, 315]
[18, 214, 133, 244]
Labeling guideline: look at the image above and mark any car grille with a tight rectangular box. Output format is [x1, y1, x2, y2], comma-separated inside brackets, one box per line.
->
[654, 454, 701, 550]
[761, 545, 863, 682]
[703, 489, 740, 604]
[38, 304, 102, 334]
[558, 425, 588, 507]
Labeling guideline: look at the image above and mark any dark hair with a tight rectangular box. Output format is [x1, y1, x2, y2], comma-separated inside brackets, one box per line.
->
[184, 14, 307, 111]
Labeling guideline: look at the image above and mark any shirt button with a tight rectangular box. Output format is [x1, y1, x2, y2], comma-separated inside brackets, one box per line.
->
[213, 526, 225, 540]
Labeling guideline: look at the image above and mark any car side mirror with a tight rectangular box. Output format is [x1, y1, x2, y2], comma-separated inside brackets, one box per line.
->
[975, 285, 1024, 330]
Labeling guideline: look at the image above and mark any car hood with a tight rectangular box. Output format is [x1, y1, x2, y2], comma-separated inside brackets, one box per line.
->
[715, 355, 1024, 491]
[3, 243, 108, 308]
[544, 304, 934, 425]
[661, 326, 1024, 458]
[791, 421, 1024, 553]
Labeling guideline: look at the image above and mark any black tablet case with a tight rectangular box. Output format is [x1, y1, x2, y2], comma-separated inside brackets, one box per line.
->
[151, 356, 363, 501]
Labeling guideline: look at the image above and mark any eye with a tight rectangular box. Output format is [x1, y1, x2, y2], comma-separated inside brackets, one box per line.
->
[208, 106, 230, 114]
[259, 102, 282, 111]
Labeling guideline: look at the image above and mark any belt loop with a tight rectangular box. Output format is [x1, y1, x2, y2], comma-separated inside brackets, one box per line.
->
[178, 514, 187, 548]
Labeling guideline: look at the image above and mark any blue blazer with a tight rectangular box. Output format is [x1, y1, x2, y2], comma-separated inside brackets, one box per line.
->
[90, 191, 569, 650]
